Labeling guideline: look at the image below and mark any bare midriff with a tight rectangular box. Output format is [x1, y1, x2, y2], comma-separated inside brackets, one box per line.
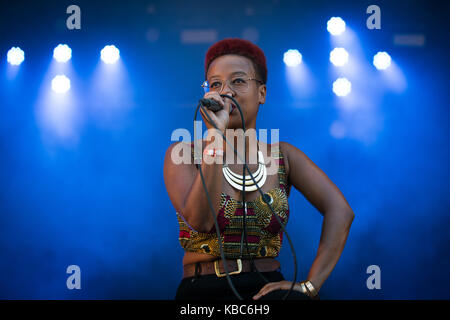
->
[183, 251, 218, 266]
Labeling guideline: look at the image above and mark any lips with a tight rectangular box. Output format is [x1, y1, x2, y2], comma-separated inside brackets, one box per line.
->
[230, 103, 237, 114]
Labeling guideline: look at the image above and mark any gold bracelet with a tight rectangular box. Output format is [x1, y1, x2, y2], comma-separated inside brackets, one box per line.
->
[298, 280, 319, 299]
[299, 282, 308, 294]
[304, 280, 318, 298]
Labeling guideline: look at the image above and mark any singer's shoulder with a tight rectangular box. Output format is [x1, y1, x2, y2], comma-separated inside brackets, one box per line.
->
[164, 140, 207, 163]
[263, 140, 289, 157]
[166, 139, 207, 150]
[276, 141, 319, 181]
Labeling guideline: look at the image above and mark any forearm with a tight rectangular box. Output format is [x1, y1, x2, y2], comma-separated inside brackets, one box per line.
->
[306, 209, 354, 292]
[181, 131, 224, 232]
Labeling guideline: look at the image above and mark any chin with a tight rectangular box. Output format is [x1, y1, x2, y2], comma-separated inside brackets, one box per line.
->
[226, 123, 245, 131]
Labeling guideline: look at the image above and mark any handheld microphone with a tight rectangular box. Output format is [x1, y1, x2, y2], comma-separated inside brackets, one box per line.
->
[199, 98, 223, 112]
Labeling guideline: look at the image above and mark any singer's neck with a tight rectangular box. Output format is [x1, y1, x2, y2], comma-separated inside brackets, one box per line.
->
[205, 125, 260, 164]
[222, 129, 259, 165]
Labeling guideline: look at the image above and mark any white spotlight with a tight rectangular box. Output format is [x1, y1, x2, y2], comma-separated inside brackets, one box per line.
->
[53, 44, 72, 63]
[327, 17, 346, 36]
[7, 47, 25, 66]
[283, 49, 302, 67]
[329, 47, 349, 66]
[332, 77, 351, 97]
[373, 51, 391, 70]
[51, 75, 71, 93]
[100, 45, 120, 64]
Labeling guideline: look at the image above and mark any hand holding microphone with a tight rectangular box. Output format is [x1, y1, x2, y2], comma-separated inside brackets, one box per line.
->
[199, 92, 232, 134]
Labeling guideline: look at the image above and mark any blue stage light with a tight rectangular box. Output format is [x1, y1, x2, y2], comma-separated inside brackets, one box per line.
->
[329, 47, 349, 66]
[53, 44, 72, 63]
[100, 45, 120, 64]
[373, 51, 391, 70]
[283, 49, 302, 67]
[327, 17, 346, 36]
[332, 77, 351, 97]
[51, 75, 71, 93]
[7, 47, 25, 66]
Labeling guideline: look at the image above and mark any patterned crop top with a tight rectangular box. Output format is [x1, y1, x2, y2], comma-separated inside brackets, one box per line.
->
[176, 142, 292, 259]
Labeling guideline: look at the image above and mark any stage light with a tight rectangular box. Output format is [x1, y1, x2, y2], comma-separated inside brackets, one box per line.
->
[373, 51, 391, 70]
[332, 77, 351, 97]
[283, 49, 302, 67]
[53, 44, 72, 63]
[51, 75, 71, 93]
[100, 45, 120, 64]
[329, 47, 349, 66]
[7, 47, 25, 66]
[327, 17, 346, 36]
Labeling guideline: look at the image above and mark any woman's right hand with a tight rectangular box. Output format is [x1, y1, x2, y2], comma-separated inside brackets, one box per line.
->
[199, 91, 232, 134]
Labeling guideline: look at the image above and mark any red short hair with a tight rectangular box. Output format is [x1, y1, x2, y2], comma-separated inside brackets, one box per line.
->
[205, 38, 267, 84]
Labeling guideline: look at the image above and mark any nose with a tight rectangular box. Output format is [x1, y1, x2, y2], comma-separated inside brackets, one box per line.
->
[219, 82, 235, 112]
[220, 80, 235, 96]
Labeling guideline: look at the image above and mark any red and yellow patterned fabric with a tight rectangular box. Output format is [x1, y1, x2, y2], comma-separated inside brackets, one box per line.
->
[176, 142, 291, 259]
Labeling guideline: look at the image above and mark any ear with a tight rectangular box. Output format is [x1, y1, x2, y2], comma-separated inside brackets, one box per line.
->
[258, 84, 267, 105]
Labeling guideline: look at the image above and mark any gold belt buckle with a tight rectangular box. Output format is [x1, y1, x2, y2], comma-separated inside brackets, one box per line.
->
[214, 259, 242, 277]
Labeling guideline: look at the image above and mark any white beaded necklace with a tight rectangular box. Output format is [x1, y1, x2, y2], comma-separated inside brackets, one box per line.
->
[222, 141, 267, 192]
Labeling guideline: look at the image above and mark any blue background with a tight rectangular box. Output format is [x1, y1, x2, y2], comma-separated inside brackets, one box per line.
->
[0, 0, 449, 299]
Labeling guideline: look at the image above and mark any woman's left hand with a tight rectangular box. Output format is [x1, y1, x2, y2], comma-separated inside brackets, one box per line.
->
[252, 281, 302, 300]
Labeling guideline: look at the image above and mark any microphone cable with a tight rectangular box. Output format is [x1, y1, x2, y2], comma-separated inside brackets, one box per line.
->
[194, 94, 298, 300]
